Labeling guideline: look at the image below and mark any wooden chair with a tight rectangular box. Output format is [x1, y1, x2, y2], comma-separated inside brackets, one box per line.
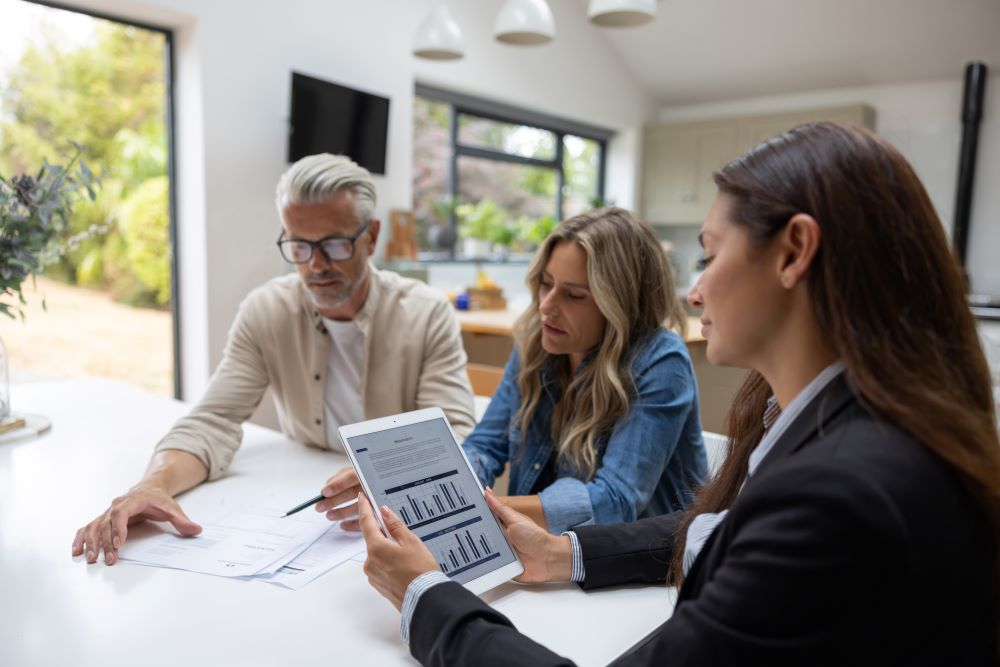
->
[702, 430, 729, 477]
[466, 362, 504, 398]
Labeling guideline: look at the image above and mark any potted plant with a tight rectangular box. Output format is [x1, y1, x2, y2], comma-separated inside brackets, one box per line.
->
[0, 143, 100, 426]
[516, 213, 558, 251]
[455, 198, 508, 259]
[588, 193, 616, 210]
[488, 217, 518, 261]
[422, 194, 458, 255]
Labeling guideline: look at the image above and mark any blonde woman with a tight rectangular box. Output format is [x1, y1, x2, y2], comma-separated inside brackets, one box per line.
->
[462, 207, 707, 534]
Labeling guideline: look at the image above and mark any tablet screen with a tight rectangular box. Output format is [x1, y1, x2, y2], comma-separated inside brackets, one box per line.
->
[344, 417, 518, 584]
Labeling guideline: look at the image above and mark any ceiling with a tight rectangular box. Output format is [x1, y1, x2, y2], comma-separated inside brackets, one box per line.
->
[594, 0, 1000, 106]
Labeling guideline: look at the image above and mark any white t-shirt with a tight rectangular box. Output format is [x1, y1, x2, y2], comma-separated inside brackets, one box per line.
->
[321, 317, 365, 451]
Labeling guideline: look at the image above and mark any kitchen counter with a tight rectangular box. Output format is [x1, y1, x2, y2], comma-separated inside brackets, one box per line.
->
[456, 307, 705, 343]
[456, 307, 742, 434]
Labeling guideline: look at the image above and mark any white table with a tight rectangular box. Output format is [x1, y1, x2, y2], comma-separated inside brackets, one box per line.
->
[0, 378, 675, 666]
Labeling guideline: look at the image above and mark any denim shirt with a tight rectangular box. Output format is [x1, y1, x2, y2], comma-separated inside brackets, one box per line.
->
[462, 328, 707, 534]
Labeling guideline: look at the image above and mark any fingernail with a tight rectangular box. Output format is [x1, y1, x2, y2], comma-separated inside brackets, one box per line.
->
[113, 536, 120, 549]
[87, 550, 94, 561]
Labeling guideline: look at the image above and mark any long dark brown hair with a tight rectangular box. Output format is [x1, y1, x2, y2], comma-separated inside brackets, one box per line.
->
[669, 122, 1000, 588]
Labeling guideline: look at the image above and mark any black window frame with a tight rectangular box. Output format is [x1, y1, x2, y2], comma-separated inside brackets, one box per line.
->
[415, 84, 613, 259]
[24, 0, 182, 399]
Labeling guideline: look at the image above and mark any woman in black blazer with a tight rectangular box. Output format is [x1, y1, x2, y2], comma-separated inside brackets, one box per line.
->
[357, 122, 1000, 666]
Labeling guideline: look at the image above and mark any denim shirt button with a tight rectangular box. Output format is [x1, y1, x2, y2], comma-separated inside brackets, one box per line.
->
[533, 462, 541, 470]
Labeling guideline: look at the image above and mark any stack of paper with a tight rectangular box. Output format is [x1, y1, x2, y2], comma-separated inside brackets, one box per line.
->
[253, 525, 366, 590]
[119, 497, 365, 589]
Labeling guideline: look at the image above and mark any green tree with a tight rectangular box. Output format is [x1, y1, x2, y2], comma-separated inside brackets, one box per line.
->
[119, 176, 169, 305]
[562, 136, 600, 218]
[0, 15, 169, 307]
[517, 165, 556, 198]
[0, 22, 166, 181]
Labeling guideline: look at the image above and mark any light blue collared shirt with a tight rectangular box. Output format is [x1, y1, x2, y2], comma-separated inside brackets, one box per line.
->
[400, 571, 451, 646]
[681, 361, 846, 574]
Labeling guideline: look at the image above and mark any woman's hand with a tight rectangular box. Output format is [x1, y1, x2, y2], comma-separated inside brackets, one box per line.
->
[357, 493, 440, 611]
[485, 487, 573, 583]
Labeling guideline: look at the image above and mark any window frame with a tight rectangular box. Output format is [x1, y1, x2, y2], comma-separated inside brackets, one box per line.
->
[415, 84, 612, 259]
[26, 0, 182, 398]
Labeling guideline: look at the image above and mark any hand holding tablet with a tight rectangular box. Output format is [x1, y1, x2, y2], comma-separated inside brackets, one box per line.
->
[358, 483, 576, 610]
[340, 408, 524, 595]
[483, 487, 574, 584]
[357, 494, 442, 610]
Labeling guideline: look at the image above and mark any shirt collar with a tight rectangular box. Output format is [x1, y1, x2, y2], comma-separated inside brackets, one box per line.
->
[749, 360, 846, 477]
[762, 395, 781, 432]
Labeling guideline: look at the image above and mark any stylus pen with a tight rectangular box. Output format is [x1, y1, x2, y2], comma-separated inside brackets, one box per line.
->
[281, 494, 325, 518]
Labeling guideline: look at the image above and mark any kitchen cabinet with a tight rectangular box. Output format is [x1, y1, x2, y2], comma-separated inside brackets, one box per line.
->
[642, 105, 875, 225]
[642, 123, 739, 224]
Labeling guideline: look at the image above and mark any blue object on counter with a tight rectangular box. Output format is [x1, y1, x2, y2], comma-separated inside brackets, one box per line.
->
[455, 293, 470, 310]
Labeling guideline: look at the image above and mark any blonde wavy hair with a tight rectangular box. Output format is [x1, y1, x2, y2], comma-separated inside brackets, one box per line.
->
[513, 207, 687, 479]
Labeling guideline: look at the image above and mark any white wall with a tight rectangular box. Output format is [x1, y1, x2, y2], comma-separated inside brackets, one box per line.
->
[979, 320, 1000, 429]
[56, 0, 656, 401]
[657, 76, 1000, 298]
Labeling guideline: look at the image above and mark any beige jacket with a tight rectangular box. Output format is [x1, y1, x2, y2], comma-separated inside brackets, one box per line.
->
[156, 267, 475, 480]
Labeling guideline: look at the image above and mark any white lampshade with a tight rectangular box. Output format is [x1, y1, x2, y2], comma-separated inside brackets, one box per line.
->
[413, 4, 465, 60]
[588, 0, 656, 27]
[494, 0, 555, 46]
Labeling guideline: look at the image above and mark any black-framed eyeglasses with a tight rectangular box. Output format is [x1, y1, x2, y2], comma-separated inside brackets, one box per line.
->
[277, 219, 372, 263]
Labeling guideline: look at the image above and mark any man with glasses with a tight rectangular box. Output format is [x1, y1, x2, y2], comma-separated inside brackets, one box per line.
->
[72, 154, 476, 564]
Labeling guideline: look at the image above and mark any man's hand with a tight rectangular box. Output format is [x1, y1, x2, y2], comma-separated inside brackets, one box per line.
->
[485, 487, 573, 584]
[316, 467, 363, 529]
[358, 493, 439, 611]
[71, 484, 202, 565]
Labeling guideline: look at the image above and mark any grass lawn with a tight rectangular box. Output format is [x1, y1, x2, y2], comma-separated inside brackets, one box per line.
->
[1, 276, 172, 397]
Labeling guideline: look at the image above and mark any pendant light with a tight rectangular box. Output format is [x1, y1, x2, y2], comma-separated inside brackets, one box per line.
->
[413, 4, 465, 60]
[494, 0, 555, 46]
[588, 0, 656, 28]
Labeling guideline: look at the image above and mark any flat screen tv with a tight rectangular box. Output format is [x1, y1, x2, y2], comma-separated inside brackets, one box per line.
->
[288, 72, 390, 174]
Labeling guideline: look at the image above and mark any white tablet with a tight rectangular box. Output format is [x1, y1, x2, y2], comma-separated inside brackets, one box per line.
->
[339, 407, 523, 595]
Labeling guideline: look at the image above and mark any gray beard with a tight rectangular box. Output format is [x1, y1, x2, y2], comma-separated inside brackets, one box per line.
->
[304, 277, 356, 311]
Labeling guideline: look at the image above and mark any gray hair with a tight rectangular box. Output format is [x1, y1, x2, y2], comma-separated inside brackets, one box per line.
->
[275, 153, 377, 223]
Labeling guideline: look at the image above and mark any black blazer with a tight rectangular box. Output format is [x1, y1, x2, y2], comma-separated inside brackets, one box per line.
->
[409, 377, 997, 666]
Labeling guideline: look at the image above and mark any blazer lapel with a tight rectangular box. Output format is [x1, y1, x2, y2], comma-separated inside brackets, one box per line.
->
[749, 374, 857, 481]
[677, 376, 859, 603]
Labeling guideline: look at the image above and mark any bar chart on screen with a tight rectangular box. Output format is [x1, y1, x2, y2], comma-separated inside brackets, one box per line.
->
[383, 469, 477, 529]
[421, 516, 502, 576]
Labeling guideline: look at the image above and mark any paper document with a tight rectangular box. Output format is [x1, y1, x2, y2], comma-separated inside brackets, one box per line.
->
[119, 498, 331, 578]
[255, 524, 365, 590]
